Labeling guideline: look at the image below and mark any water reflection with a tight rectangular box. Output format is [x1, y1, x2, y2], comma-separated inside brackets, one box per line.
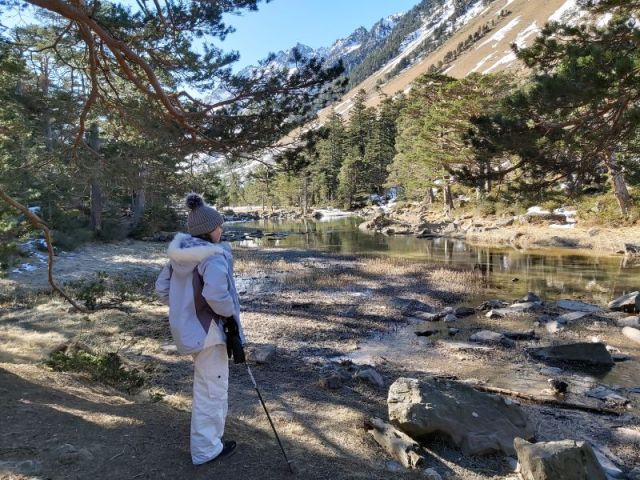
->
[235, 217, 639, 302]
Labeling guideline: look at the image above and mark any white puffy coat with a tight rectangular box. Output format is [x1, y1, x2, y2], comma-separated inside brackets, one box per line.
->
[155, 233, 245, 355]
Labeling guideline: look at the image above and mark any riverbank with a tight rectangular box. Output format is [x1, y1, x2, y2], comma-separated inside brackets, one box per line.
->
[356, 203, 640, 256]
[226, 203, 640, 255]
[1, 241, 639, 479]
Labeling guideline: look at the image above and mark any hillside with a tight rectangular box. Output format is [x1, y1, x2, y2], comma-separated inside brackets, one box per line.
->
[322, 0, 580, 118]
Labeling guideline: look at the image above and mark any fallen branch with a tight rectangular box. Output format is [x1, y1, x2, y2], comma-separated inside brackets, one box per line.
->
[471, 384, 622, 416]
[363, 417, 425, 469]
[0, 189, 88, 313]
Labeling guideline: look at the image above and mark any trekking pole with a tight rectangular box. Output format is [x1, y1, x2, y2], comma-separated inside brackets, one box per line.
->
[246, 365, 295, 474]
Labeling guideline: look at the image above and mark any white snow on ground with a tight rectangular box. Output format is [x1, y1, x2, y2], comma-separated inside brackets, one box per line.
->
[504, 0, 516, 8]
[343, 43, 362, 54]
[477, 16, 522, 48]
[597, 12, 613, 27]
[548, 0, 577, 22]
[454, 0, 486, 28]
[527, 206, 550, 215]
[313, 209, 355, 220]
[482, 50, 517, 73]
[550, 223, 576, 229]
[443, 64, 456, 74]
[334, 98, 353, 115]
[379, 0, 456, 77]
[514, 20, 540, 48]
[471, 52, 496, 72]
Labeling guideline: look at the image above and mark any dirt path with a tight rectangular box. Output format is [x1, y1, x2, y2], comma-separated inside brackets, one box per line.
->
[1, 240, 638, 479]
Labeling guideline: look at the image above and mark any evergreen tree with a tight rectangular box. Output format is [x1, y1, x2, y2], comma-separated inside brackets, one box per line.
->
[313, 111, 347, 204]
[508, 0, 640, 214]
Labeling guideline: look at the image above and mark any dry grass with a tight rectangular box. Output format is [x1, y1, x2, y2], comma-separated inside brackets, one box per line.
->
[465, 224, 640, 255]
[428, 268, 484, 296]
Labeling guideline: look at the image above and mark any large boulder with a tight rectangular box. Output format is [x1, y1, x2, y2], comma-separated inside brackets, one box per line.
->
[387, 377, 533, 456]
[622, 326, 640, 345]
[608, 291, 640, 313]
[528, 343, 614, 368]
[514, 438, 607, 480]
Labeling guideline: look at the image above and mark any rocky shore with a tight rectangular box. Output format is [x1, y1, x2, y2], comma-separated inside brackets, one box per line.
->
[355, 202, 640, 256]
[2, 240, 639, 479]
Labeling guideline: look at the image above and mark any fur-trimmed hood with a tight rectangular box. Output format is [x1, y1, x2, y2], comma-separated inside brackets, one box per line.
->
[167, 233, 227, 274]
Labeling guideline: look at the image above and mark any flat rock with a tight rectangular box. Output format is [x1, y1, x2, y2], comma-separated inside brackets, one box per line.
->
[509, 302, 543, 312]
[470, 330, 515, 347]
[586, 386, 629, 407]
[529, 343, 614, 368]
[557, 311, 590, 324]
[443, 313, 457, 322]
[514, 438, 607, 480]
[454, 306, 476, 317]
[608, 291, 640, 313]
[248, 344, 276, 364]
[522, 292, 542, 303]
[388, 377, 534, 456]
[622, 326, 640, 345]
[556, 300, 600, 313]
[617, 316, 640, 327]
[354, 368, 384, 389]
[412, 311, 439, 321]
[478, 299, 509, 310]
[503, 330, 537, 341]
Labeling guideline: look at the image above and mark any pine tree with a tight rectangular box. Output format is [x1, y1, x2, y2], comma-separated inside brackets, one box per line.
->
[510, 0, 640, 214]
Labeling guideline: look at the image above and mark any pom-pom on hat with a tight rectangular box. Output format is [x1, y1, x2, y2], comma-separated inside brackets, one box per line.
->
[185, 193, 224, 236]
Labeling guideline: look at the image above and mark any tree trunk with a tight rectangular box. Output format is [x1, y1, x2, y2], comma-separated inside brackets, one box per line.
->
[302, 175, 308, 216]
[131, 168, 146, 230]
[604, 151, 633, 216]
[87, 123, 103, 235]
[444, 183, 454, 214]
[427, 187, 434, 205]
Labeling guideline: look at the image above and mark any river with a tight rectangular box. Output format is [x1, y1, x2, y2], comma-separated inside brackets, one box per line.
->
[234, 216, 640, 303]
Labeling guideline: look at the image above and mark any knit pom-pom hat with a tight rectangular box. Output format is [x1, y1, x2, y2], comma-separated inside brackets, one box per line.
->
[185, 193, 224, 236]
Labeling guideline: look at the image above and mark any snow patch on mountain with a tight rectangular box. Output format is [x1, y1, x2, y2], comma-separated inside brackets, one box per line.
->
[471, 52, 496, 73]
[514, 20, 540, 48]
[478, 15, 522, 48]
[455, 0, 487, 28]
[380, 0, 456, 76]
[483, 50, 517, 73]
[548, 0, 578, 22]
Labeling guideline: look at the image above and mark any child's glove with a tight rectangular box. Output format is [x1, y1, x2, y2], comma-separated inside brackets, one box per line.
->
[222, 316, 245, 364]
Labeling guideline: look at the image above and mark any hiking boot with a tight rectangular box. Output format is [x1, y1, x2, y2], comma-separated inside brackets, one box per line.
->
[197, 441, 237, 466]
[217, 440, 237, 461]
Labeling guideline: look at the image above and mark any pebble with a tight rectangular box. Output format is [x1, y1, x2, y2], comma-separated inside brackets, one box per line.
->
[320, 375, 342, 390]
[423, 468, 443, 480]
[443, 314, 457, 322]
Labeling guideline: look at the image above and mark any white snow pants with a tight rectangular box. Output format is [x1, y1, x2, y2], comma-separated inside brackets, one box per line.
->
[191, 344, 229, 465]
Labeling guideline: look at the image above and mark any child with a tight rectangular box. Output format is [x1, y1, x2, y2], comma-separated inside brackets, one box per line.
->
[155, 193, 245, 465]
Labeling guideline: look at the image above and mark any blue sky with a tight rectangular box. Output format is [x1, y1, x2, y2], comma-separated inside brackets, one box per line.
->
[221, 0, 420, 69]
